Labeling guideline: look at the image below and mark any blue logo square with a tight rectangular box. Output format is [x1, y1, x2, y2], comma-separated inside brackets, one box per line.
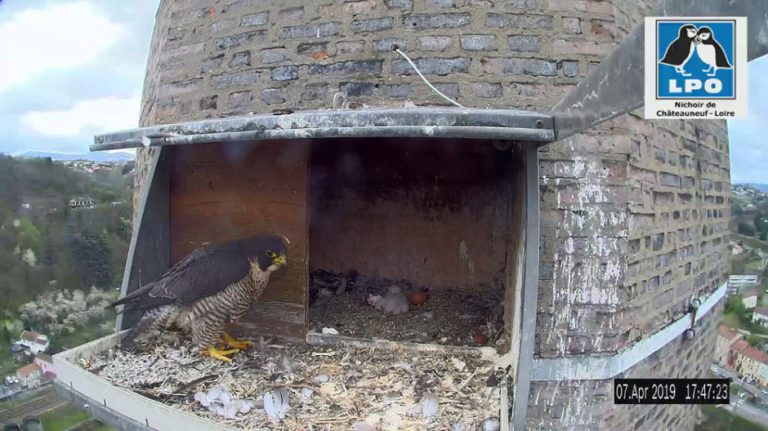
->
[656, 20, 735, 99]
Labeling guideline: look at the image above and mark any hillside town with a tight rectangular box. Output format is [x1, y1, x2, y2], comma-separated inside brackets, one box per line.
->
[2, 0, 768, 429]
[716, 234, 768, 406]
[61, 159, 127, 174]
[716, 324, 768, 390]
[2, 330, 56, 398]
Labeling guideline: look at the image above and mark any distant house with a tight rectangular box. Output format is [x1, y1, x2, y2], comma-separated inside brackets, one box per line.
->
[752, 307, 768, 327]
[715, 325, 743, 368]
[17, 330, 49, 354]
[33, 353, 55, 378]
[15, 363, 42, 388]
[741, 289, 760, 309]
[9, 343, 31, 362]
[69, 197, 95, 209]
[728, 275, 759, 293]
[732, 343, 768, 387]
[731, 340, 750, 375]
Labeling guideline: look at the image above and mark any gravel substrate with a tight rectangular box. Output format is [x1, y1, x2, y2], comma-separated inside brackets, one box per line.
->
[309, 270, 506, 348]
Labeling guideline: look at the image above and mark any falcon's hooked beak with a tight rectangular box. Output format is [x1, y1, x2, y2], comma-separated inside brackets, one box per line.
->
[273, 254, 287, 268]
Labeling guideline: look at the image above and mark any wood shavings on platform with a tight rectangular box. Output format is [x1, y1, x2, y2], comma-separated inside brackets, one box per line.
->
[83, 337, 504, 430]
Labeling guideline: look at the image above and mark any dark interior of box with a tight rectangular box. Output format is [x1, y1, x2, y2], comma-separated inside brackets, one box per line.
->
[166, 138, 525, 352]
[308, 137, 525, 350]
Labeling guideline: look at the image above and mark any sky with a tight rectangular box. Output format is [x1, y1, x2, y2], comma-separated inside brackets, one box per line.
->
[0, 1, 765, 182]
[0, 0, 159, 156]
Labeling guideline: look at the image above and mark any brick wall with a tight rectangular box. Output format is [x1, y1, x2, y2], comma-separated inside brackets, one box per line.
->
[528, 303, 720, 430]
[137, 0, 605, 126]
[132, 0, 731, 429]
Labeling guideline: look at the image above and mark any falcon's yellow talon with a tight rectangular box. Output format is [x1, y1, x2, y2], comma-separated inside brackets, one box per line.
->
[202, 346, 240, 362]
[223, 332, 254, 350]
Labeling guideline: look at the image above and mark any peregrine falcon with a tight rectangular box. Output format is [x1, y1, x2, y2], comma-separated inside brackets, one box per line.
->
[110, 234, 288, 362]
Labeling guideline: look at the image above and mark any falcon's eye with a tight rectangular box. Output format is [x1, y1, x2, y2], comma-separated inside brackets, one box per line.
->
[266, 250, 277, 258]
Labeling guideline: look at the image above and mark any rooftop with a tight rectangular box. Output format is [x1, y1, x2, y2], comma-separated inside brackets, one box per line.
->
[19, 330, 41, 342]
[16, 362, 41, 377]
[742, 346, 768, 364]
[754, 306, 768, 317]
[731, 339, 750, 353]
[741, 289, 760, 298]
[717, 325, 742, 340]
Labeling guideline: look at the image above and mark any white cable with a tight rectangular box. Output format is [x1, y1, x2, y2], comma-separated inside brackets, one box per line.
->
[394, 48, 465, 108]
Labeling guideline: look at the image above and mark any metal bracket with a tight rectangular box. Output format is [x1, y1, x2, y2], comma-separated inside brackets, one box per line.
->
[683, 297, 703, 340]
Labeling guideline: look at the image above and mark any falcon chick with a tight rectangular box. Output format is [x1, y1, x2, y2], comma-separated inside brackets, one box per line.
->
[110, 234, 288, 362]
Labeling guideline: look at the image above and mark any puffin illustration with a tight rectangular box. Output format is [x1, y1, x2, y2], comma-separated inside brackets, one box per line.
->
[659, 24, 698, 76]
[694, 26, 732, 76]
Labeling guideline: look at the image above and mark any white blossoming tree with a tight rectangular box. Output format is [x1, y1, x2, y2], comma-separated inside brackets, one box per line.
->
[18, 286, 116, 339]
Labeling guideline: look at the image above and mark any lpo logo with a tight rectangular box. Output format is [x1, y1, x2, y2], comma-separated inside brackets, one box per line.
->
[644, 17, 746, 119]
[657, 21, 735, 99]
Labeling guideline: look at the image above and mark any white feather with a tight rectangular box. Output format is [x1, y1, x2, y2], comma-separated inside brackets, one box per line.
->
[420, 393, 439, 418]
[353, 422, 376, 431]
[263, 387, 290, 421]
[484, 418, 501, 431]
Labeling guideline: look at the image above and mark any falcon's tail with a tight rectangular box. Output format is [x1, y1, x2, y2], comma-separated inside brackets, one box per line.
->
[120, 306, 175, 351]
[108, 283, 155, 309]
[120, 317, 152, 351]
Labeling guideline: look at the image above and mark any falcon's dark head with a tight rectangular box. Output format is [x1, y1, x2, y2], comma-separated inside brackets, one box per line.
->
[246, 234, 289, 272]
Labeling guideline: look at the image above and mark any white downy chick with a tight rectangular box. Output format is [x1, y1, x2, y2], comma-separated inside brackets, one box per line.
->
[368, 285, 409, 315]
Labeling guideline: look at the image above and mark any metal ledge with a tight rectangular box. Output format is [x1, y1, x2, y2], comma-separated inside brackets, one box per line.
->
[53, 381, 153, 431]
[531, 282, 727, 381]
[91, 107, 555, 151]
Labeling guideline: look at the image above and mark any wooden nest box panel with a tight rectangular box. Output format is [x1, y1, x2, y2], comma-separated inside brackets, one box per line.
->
[109, 110, 545, 355]
[309, 137, 524, 290]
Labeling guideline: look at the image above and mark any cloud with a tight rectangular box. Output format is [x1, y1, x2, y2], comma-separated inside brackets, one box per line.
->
[21, 96, 141, 137]
[0, 2, 125, 93]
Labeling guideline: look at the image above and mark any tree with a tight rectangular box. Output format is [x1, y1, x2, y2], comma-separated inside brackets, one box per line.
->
[0, 156, 130, 320]
[724, 296, 749, 323]
[731, 257, 746, 275]
[738, 222, 756, 236]
[733, 202, 744, 216]
[754, 214, 768, 234]
[17, 217, 42, 256]
[746, 334, 761, 347]
[121, 161, 135, 175]
[0, 324, 10, 346]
